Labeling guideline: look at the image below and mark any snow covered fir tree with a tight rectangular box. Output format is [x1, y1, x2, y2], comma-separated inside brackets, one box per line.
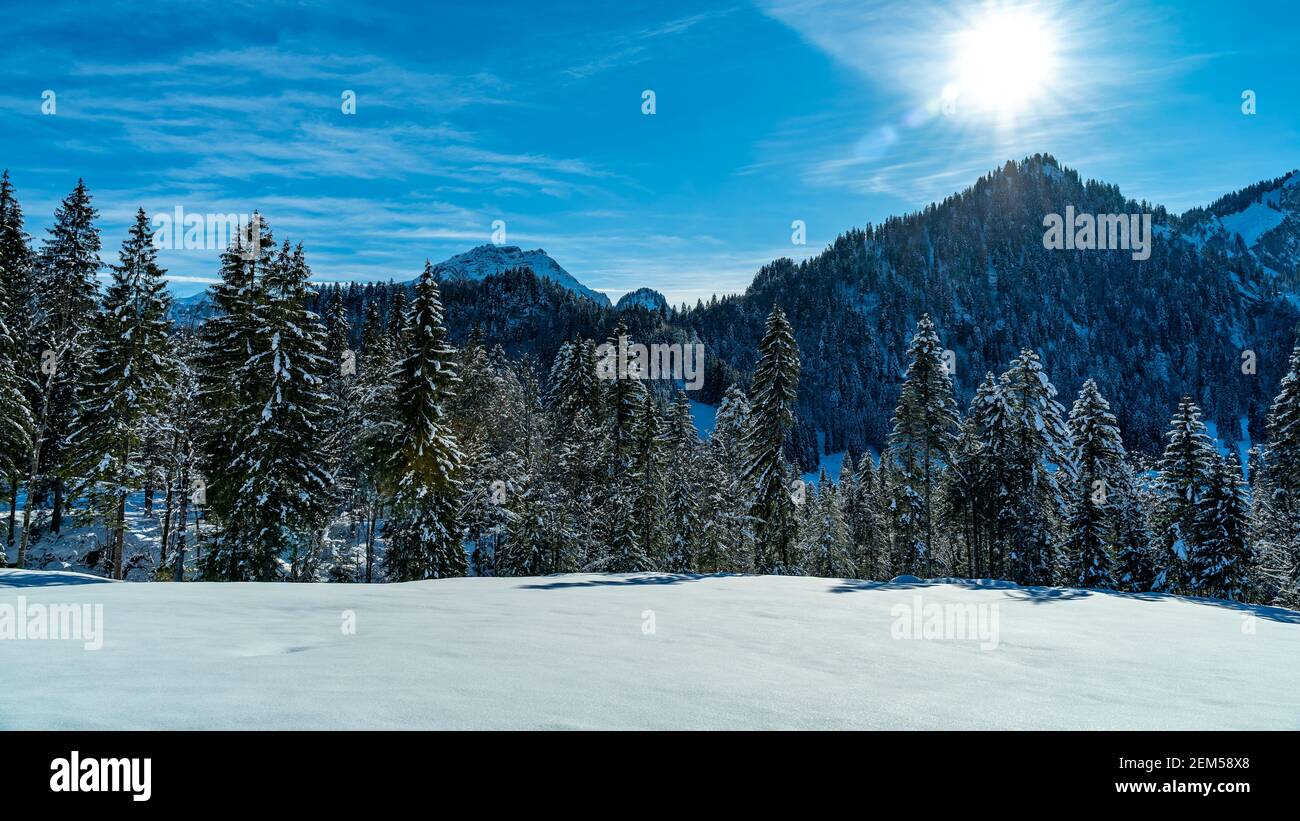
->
[1, 168, 1299, 611]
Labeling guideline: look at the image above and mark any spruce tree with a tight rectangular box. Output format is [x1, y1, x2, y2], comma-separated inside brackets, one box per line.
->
[1191, 453, 1253, 601]
[227, 242, 334, 580]
[384, 263, 466, 580]
[196, 216, 272, 578]
[1258, 346, 1300, 604]
[18, 180, 101, 566]
[742, 305, 801, 573]
[993, 350, 1071, 585]
[0, 171, 35, 548]
[74, 209, 173, 579]
[884, 315, 959, 576]
[663, 391, 701, 572]
[1064, 380, 1125, 588]
[1112, 463, 1156, 593]
[0, 305, 33, 561]
[1153, 397, 1216, 593]
[802, 479, 855, 578]
[629, 391, 666, 568]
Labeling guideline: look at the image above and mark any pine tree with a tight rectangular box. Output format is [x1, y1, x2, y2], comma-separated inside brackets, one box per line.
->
[1258, 346, 1300, 604]
[383, 263, 466, 581]
[993, 350, 1072, 585]
[841, 453, 883, 579]
[742, 305, 801, 573]
[699, 385, 751, 574]
[662, 391, 701, 572]
[73, 209, 173, 579]
[599, 320, 647, 464]
[1191, 453, 1253, 600]
[352, 298, 401, 583]
[802, 479, 855, 578]
[1064, 380, 1125, 588]
[1112, 463, 1156, 593]
[546, 336, 599, 430]
[1153, 397, 1216, 593]
[17, 180, 101, 567]
[0, 304, 33, 561]
[884, 315, 959, 576]
[0, 171, 36, 550]
[227, 242, 334, 580]
[196, 216, 272, 578]
[629, 391, 667, 568]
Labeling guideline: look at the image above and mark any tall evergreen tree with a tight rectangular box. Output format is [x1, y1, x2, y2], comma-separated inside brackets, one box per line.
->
[17, 180, 101, 566]
[0, 303, 33, 561]
[0, 170, 36, 548]
[884, 315, 959, 576]
[1153, 397, 1216, 593]
[742, 305, 801, 573]
[992, 350, 1072, 585]
[629, 391, 667, 567]
[196, 216, 272, 578]
[226, 242, 334, 580]
[1064, 380, 1126, 588]
[1257, 345, 1300, 604]
[74, 209, 173, 579]
[384, 263, 466, 581]
[663, 391, 701, 572]
[1191, 453, 1253, 601]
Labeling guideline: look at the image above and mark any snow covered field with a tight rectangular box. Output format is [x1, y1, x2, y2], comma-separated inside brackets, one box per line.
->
[2, 571, 1297, 730]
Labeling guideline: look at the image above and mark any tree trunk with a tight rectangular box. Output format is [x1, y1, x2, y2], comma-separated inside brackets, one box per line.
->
[51, 476, 64, 534]
[6, 477, 16, 547]
[113, 493, 127, 580]
[160, 479, 174, 570]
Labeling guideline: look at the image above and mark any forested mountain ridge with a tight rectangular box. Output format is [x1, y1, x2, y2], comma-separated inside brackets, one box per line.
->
[677, 154, 1300, 464]
[303, 154, 1298, 469]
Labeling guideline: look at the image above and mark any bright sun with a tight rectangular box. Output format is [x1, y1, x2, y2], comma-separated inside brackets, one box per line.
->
[953, 10, 1058, 116]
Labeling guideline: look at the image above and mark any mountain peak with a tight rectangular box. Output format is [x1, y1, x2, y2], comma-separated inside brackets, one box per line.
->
[616, 287, 669, 312]
[427, 244, 610, 306]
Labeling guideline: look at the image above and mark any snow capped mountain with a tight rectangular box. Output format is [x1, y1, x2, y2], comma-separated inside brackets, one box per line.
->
[615, 286, 668, 312]
[426, 244, 611, 307]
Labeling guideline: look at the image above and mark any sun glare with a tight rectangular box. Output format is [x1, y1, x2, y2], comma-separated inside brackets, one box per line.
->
[953, 9, 1058, 116]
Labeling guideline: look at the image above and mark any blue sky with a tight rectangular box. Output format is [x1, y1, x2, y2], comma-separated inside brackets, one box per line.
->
[1, 0, 1296, 303]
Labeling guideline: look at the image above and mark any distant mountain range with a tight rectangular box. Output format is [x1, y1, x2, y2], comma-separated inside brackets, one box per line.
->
[173, 154, 1300, 466]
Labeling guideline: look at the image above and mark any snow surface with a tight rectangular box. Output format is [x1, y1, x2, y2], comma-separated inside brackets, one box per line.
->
[1220, 189, 1286, 248]
[3, 572, 1296, 730]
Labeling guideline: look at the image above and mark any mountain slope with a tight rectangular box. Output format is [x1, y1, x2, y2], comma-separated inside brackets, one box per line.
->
[3, 571, 1296, 729]
[681, 154, 1300, 461]
[427, 244, 611, 307]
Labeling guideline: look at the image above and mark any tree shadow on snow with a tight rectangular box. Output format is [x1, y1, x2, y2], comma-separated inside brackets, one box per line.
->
[0, 570, 114, 588]
[828, 577, 1300, 625]
[518, 573, 718, 590]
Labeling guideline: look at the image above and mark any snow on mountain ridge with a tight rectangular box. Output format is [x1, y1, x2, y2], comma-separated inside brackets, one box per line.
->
[427, 244, 611, 307]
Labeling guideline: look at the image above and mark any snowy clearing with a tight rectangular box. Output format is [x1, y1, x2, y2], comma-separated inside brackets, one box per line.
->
[1, 571, 1297, 730]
